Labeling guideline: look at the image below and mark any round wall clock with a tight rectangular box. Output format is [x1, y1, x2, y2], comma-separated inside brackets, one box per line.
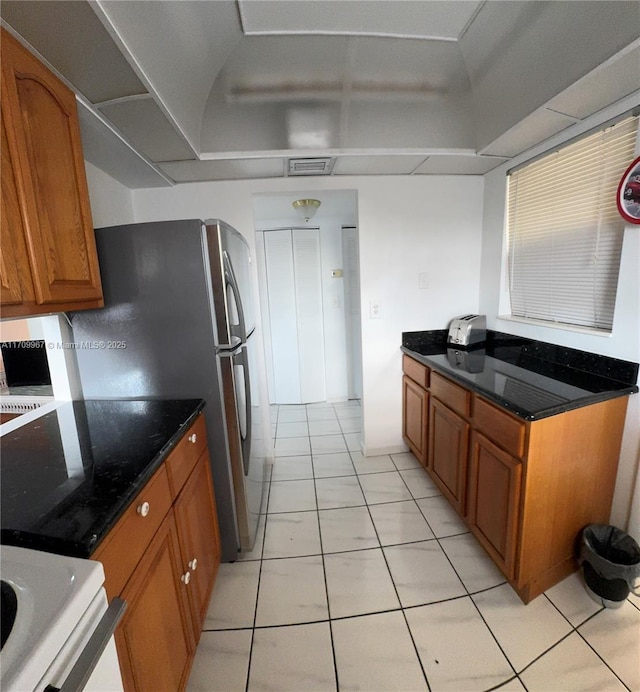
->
[617, 156, 640, 224]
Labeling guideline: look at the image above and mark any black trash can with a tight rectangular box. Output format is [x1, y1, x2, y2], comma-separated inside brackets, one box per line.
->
[579, 524, 640, 609]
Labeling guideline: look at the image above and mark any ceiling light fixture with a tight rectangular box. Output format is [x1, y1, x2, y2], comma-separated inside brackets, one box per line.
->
[292, 199, 321, 222]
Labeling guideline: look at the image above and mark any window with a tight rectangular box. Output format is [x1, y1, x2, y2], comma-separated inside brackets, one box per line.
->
[507, 115, 638, 331]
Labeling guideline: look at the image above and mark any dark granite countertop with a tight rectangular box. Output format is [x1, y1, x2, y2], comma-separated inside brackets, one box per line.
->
[1, 398, 205, 558]
[402, 330, 638, 420]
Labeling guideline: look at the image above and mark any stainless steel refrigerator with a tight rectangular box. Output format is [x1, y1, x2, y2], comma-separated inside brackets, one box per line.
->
[70, 219, 270, 562]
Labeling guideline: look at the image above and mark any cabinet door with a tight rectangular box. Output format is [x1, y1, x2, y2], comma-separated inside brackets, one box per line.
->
[467, 432, 522, 580]
[1, 29, 103, 310]
[116, 511, 195, 692]
[428, 398, 469, 515]
[0, 100, 32, 307]
[174, 449, 221, 640]
[402, 375, 428, 466]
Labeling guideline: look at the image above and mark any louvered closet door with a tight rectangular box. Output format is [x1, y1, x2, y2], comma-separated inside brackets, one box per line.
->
[263, 229, 325, 404]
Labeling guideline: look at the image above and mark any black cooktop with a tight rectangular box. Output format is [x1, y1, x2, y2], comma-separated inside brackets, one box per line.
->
[0, 398, 204, 557]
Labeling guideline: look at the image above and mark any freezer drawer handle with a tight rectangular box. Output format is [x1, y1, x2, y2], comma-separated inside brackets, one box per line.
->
[44, 597, 127, 692]
[137, 501, 150, 517]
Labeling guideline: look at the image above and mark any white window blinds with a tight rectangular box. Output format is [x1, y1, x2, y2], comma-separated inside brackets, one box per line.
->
[507, 115, 638, 331]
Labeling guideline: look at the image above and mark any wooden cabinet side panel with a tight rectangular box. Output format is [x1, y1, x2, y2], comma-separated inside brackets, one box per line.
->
[116, 512, 194, 692]
[402, 376, 428, 466]
[174, 449, 221, 639]
[517, 397, 629, 596]
[0, 29, 102, 308]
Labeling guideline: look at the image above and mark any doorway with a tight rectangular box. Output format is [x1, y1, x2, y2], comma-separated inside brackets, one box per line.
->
[253, 191, 361, 407]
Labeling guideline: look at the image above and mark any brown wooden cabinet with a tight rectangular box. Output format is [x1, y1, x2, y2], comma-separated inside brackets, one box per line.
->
[402, 375, 429, 466]
[0, 28, 103, 318]
[467, 432, 522, 580]
[429, 397, 469, 515]
[401, 352, 629, 603]
[93, 413, 220, 691]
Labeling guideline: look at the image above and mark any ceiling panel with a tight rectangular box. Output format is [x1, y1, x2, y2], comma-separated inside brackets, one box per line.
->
[99, 98, 196, 162]
[0, 0, 146, 103]
[546, 46, 640, 120]
[159, 159, 285, 182]
[413, 155, 509, 175]
[77, 103, 173, 189]
[333, 155, 427, 175]
[239, 0, 482, 40]
[480, 108, 576, 158]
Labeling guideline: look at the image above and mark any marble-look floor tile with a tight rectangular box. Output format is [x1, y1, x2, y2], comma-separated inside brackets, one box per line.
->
[358, 471, 414, 505]
[520, 631, 626, 691]
[493, 678, 527, 691]
[369, 500, 435, 546]
[271, 455, 314, 481]
[312, 452, 355, 478]
[306, 401, 335, 410]
[406, 596, 515, 692]
[274, 436, 311, 457]
[248, 622, 336, 691]
[338, 417, 361, 434]
[263, 512, 321, 559]
[315, 476, 365, 510]
[335, 406, 362, 418]
[332, 611, 427, 691]
[391, 451, 423, 470]
[268, 479, 317, 513]
[399, 468, 440, 499]
[384, 541, 466, 607]
[306, 408, 338, 421]
[255, 556, 328, 626]
[343, 433, 362, 452]
[310, 434, 348, 455]
[277, 408, 308, 423]
[440, 533, 506, 593]
[472, 583, 572, 672]
[544, 571, 603, 627]
[318, 506, 379, 553]
[204, 561, 260, 629]
[187, 630, 252, 691]
[578, 599, 640, 690]
[324, 548, 400, 618]
[308, 419, 342, 436]
[276, 421, 309, 438]
[416, 495, 467, 538]
[350, 452, 396, 474]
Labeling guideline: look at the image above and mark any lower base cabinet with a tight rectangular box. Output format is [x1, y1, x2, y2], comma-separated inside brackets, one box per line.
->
[93, 413, 220, 691]
[116, 511, 194, 692]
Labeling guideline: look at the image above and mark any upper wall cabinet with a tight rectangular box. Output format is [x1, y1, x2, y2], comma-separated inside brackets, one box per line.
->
[1, 28, 103, 319]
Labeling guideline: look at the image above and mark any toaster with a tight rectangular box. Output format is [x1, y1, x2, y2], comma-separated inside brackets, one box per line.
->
[447, 314, 487, 348]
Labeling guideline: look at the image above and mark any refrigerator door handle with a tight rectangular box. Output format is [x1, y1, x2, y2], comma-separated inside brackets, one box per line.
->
[223, 251, 247, 342]
[233, 346, 252, 476]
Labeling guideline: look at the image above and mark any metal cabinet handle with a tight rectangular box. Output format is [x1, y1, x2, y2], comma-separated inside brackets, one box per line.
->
[189, 433, 197, 443]
[137, 501, 150, 517]
[181, 571, 191, 585]
[189, 558, 198, 571]
[43, 598, 127, 692]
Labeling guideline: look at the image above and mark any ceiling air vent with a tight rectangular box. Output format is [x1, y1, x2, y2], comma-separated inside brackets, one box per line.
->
[287, 157, 335, 176]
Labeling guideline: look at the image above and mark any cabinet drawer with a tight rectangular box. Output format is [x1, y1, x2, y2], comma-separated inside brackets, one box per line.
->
[165, 414, 208, 498]
[473, 397, 526, 458]
[402, 355, 430, 389]
[430, 372, 470, 417]
[93, 464, 172, 600]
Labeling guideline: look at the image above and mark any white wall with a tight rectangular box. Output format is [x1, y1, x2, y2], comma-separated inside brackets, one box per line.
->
[84, 161, 136, 228]
[479, 160, 640, 538]
[132, 175, 485, 456]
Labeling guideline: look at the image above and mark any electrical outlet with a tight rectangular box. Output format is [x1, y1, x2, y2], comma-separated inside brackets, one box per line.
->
[369, 301, 381, 319]
[418, 272, 429, 289]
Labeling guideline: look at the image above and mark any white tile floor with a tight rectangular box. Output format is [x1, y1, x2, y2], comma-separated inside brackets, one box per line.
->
[188, 401, 640, 692]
